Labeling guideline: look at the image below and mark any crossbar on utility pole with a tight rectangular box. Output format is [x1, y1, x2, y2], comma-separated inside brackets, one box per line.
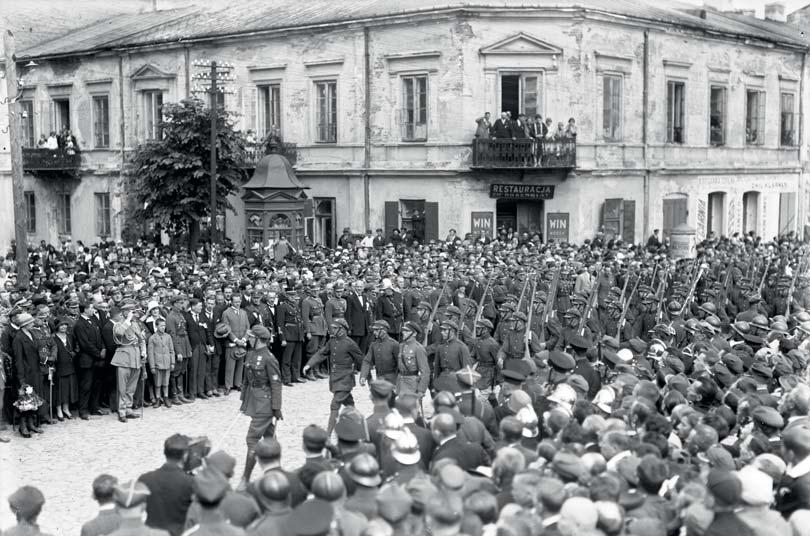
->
[209, 61, 218, 244]
[4, 30, 30, 288]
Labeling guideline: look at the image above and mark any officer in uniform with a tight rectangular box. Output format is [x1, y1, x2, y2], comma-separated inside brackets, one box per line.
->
[181, 471, 243, 536]
[244, 291, 264, 330]
[165, 295, 193, 403]
[303, 319, 364, 438]
[395, 321, 430, 400]
[433, 320, 472, 384]
[495, 312, 542, 370]
[471, 318, 499, 398]
[239, 325, 282, 487]
[277, 292, 304, 386]
[359, 320, 399, 386]
[443, 305, 474, 346]
[301, 282, 328, 381]
[324, 281, 347, 327]
[108, 481, 170, 536]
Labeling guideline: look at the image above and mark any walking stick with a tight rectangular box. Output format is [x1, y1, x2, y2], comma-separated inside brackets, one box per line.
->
[48, 367, 53, 423]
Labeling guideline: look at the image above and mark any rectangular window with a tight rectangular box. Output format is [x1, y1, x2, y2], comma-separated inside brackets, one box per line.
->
[24, 191, 35, 233]
[667, 81, 685, 143]
[143, 90, 163, 141]
[95, 192, 111, 237]
[92, 95, 110, 148]
[315, 80, 337, 143]
[51, 98, 70, 132]
[401, 75, 428, 141]
[746, 89, 766, 145]
[258, 84, 281, 137]
[20, 100, 35, 148]
[57, 193, 71, 235]
[602, 75, 623, 141]
[400, 199, 426, 242]
[781, 92, 797, 147]
[709, 86, 726, 146]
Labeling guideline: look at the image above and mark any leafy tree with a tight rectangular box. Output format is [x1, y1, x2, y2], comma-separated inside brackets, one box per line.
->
[126, 97, 246, 248]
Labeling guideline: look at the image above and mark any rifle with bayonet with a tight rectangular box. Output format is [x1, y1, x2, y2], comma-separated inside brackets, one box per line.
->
[424, 283, 448, 345]
[579, 267, 603, 337]
[758, 256, 771, 297]
[722, 262, 734, 307]
[616, 269, 640, 340]
[655, 268, 669, 323]
[524, 272, 539, 360]
[679, 262, 705, 316]
[516, 270, 533, 314]
[786, 251, 809, 317]
[473, 276, 493, 326]
[539, 265, 562, 343]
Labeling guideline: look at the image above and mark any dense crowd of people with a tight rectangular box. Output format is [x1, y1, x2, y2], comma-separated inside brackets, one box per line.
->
[4, 229, 810, 536]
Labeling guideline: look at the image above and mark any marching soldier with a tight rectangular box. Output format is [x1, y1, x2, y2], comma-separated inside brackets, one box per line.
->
[301, 282, 328, 381]
[359, 320, 399, 386]
[471, 318, 499, 398]
[395, 321, 430, 400]
[303, 319, 364, 438]
[276, 291, 304, 386]
[433, 320, 472, 384]
[495, 312, 542, 370]
[238, 325, 282, 488]
[324, 281, 347, 327]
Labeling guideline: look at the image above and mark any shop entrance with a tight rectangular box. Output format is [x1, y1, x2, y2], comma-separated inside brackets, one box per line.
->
[496, 199, 544, 237]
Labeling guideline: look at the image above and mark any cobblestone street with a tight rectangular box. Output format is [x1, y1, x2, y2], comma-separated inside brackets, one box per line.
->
[0, 379, 373, 536]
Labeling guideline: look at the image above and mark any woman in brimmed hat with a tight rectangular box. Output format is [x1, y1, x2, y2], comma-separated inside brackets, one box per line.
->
[52, 316, 78, 421]
[12, 312, 47, 437]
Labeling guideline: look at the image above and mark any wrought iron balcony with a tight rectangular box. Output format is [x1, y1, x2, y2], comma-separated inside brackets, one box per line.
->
[471, 138, 576, 169]
[22, 148, 82, 172]
[243, 141, 297, 168]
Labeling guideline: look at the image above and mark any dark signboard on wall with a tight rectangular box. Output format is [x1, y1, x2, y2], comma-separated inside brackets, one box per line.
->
[546, 213, 569, 242]
[489, 184, 555, 200]
[471, 211, 494, 237]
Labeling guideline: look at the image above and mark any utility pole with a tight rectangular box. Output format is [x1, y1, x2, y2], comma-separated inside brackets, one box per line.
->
[4, 30, 30, 288]
[192, 60, 233, 244]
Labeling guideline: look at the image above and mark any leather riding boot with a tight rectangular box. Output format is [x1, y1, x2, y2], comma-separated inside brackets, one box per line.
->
[326, 409, 339, 440]
[237, 448, 257, 492]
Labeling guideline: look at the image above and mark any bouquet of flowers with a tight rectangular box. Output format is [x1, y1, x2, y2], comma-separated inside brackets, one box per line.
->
[13, 384, 44, 412]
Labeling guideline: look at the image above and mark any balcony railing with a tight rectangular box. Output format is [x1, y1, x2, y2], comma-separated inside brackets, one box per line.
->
[472, 138, 576, 169]
[22, 148, 82, 172]
[242, 141, 298, 168]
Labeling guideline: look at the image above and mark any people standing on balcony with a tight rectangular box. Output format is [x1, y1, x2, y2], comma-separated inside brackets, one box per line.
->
[491, 112, 511, 139]
[36, 134, 48, 148]
[553, 122, 566, 140]
[475, 113, 492, 139]
[45, 131, 58, 150]
[338, 228, 354, 249]
[565, 117, 578, 139]
[543, 118, 555, 140]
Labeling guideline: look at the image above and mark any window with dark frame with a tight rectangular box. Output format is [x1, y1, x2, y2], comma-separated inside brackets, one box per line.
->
[24, 191, 36, 233]
[602, 74, 622, 141]
[781, 92, 797, 147]
[20, 100, 34, 148]
[258, 84, 282, 137]
[746, 89, 766, 145]
[95, 192, 111, 237]
[92, 95, 110, 148]
[667, 80, 685, 144]
[400, 199, 426, 242]
[57, 193, 72, 235]
[709, 86, 726, 146]
[315, 80, 337, 143]
[143, 90, 163, 141]
[401, 75, 428, 141]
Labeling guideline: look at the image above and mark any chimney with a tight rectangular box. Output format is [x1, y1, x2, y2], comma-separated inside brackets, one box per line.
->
[765, 2, 787, 22]
[703, 0, 730, 11]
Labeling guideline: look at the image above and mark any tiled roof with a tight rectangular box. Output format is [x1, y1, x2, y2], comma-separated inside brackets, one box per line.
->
[17, 0, 809, 59]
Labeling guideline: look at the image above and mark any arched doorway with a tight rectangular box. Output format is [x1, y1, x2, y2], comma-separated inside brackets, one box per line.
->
[662, 193, 689, 240]
[707, 191, 726, 238]
[742, 191, 760, 235]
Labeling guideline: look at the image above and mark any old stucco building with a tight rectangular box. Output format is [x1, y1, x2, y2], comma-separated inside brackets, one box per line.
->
[1, 0, 808, 249]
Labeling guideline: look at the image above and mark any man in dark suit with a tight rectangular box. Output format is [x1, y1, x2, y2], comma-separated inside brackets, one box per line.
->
[430, 413, 488, 472]
[345, 280, 371, 353]
[249, 437, 307, 507]
[492, 112, 512, 139]
[138, 434, 194, 536]
[73, 303, 107, 420]
[203, 295, 222, 397]
[12, 314, 46, 436]
[101, 313, 120, 414]
[80, 474, 122, 536]
[185, 299, 210, 400]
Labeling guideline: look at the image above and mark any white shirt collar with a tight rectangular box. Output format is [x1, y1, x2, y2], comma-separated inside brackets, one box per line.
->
[787, 454, 810, 479]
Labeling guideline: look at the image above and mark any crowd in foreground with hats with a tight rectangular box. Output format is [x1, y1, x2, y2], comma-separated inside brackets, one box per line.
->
[4, 230, 810, 534]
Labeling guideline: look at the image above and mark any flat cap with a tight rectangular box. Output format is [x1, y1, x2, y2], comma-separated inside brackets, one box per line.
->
[548, 351, 576, 371]
[8, 486, 45, 518]
[402, 321, 423, 336]
[193, 469, 229, 505]
[369, 378, 395, 399]
[303, 425, 329, 451]
[568, 334, 590, 351]
[752, 406, 784, 429]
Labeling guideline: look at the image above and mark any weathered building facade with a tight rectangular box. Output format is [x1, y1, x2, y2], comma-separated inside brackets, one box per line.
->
[1, 0, 808, 249]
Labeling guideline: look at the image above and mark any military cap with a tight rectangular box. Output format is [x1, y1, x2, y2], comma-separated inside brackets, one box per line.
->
[312, 472, 346, 502]
[571, 292, 589, 304]
[8, 486, 45, 519]
[750, 361, 773, 379]
[335, 412, 366, 442]
[731, 321, 751, 338]
[444, 305, 462, 317]
[601, 336, 620, 351]
[255, 437, 282, 461]
[651, 323, 676, 336]
[416, 300, 432, 310]
[746, 292, 762, 303]
[667, 301, 682, 313]
[206, 450, 237, 478]
[501, 368, 527, 385]
[369, 378, 395, 399]
[499, 302, 516, 312]
[330, 318, 350, 331]
[563, 307, 581, 318]
[552, 452, 585, 481]
[250, 325, 272, 341]
[548, 350, 576, 371]
[371, 319, 390, 331]
[287, 499, 335, 536]
[568, 334, 590, 351]
[752, 406, 784, 429]
[475, 318, 494, 331]
[511, 311, 528, 323]
[426, 494, 462, 525]
[505, 294, 519, 303]
[346, 453, 382, 487]
[257, 472, 290, 502]
[377, 484, 413, 524]
[402, 321, 422, 336]
[566, 374, 589, 395]
[303, 425, 329, 451]
[627, 338, 647, 355]
[455, 365, 482, 387]
[112, 481, 151, 508]
[440, 320, 458, 331]
[712, 363, 735, 388]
